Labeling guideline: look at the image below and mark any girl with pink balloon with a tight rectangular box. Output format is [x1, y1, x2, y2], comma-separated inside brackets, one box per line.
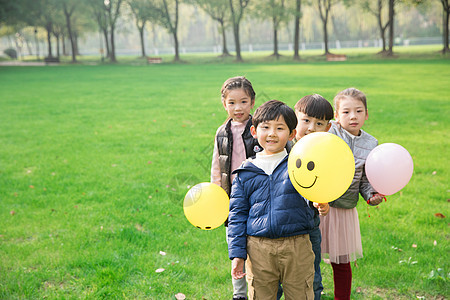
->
[319, 88, 385, 300]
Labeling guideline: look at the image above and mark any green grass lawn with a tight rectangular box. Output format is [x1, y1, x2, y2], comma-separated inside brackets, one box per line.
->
[0, 48, 449, 299]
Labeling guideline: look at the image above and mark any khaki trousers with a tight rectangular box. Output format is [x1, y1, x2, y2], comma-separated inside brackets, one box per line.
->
[246, 235, 314, 300]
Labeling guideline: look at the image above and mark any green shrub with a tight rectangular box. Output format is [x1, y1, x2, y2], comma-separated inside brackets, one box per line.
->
[4, 48, 17, 59]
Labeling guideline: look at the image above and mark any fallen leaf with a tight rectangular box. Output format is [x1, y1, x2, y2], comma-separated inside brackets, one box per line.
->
[159, 251, 166, 256]
[435, 213, 446, 218]
[29, 185, 34, 189]
[155, 268, 165, 273]
[412, 244, 417, 248]
[175, 293, 186, 300]
[10, 210, 16, 216]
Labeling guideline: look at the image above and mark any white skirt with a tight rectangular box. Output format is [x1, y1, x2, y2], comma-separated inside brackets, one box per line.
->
[319, 206, 363, 264]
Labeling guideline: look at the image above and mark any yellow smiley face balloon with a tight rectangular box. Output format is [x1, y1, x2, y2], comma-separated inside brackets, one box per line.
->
[288, 132, 355, 203]
[183, 182, 229, 230]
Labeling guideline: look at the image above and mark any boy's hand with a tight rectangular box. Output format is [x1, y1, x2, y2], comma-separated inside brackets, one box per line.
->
[368, 193, 385, 206]
[231, 258, 246, 279]
[313, 202, 330, 216]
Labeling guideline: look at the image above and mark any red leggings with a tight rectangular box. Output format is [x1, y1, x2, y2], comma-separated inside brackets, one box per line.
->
[331, 262, 352, 300]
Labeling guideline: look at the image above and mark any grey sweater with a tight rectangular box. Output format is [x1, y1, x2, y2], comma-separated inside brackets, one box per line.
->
[328, 121, 378, 209]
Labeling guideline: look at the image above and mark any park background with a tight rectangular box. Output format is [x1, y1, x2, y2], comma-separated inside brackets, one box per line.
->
[1, 0, 449, 299]
[1, 0, 449, 61]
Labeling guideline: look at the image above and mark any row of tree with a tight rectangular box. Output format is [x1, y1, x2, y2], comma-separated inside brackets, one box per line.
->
[1, 0, 449, 63]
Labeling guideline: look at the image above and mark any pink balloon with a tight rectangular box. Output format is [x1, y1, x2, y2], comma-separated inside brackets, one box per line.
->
[365, 143, 413, 195]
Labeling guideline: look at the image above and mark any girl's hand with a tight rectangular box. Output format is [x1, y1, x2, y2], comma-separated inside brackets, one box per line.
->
[313, 202, 330, 216]
[231, 258, 246, 279]
[368, 193, 385, 206]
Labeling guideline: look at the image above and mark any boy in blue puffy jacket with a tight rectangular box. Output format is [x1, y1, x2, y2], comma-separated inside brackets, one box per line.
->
[228, 100, 315, 300]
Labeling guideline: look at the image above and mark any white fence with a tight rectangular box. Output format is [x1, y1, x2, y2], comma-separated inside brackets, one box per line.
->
[112, 36, 444, 56]
[0, 36, 444, 58]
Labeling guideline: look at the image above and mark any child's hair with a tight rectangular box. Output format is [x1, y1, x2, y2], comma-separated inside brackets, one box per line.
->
[221, 76, 256, 102]
[334, 87, 368, 111]
[253, 100, 297, 133]
[294, 94, 334, 121]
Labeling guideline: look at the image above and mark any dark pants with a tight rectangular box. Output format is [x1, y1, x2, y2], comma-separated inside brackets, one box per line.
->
[277, 215, 323, 300]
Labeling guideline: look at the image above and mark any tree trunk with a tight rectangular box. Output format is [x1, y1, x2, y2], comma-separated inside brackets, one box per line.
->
[234, 23, 242, 61]
[110, 25, 117, 62]
[381, 27, 387, 52]
[219, 20, 230, 56]
[73, 32, 80, 55]
[46, 24, 53, 57]
[323, 17, 329, 54]
[273, 27, 279, 58]
[443, 1, 449, 53]
[293, 0, 301, 60]
[62, 33, 67, 56]
[387, 0, 394, 56]
[64, 8, 77, 63]
[318, 0, 330, 55]
[139, 26, 146, 57]
[103, 29, 110, 58]
[375, 0, 386, 53]
[229, 0, 243, 62]
[173, 31, 180, 61]
[55, 34, 60, 58]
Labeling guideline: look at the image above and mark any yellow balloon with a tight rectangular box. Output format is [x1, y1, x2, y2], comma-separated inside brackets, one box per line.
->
[183, 182, 229, 230]
[288, 132, 355, 203]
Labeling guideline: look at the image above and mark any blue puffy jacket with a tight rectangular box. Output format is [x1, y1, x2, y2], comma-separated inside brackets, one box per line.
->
[228, 155, 315, 260]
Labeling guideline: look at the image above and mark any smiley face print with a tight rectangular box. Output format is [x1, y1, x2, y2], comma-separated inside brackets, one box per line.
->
[288, 132, 355, 203]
